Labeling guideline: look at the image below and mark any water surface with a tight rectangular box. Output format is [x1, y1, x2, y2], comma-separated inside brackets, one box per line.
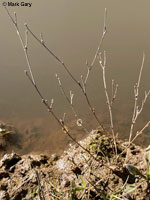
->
[0, 0, 150, 154]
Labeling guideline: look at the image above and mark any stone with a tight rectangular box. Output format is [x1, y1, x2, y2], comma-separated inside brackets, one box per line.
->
[0, 191, 9, 200]
[0, 152, 21, 170]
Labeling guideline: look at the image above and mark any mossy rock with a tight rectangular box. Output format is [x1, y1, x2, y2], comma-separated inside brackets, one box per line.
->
[86, 131, 114, 159]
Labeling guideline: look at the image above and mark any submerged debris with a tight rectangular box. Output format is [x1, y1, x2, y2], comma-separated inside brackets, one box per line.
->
[0, 121, 22, 155]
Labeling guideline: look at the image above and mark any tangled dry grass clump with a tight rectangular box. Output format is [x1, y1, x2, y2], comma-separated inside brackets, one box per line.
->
[2, 6, 150, 200]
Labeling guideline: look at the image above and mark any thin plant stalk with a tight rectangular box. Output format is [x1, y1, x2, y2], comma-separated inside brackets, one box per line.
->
[130, 121, 150, 144]
[35, 170, 45, 200]
[128, 53, 150, 144]
[111, 79, 118, 106]
[55, 74, 89, 134]
[98, 51, 118, 156]
[4, 6, 35, 85]
[84, 8, 107, 87]
[55, 74, 77, 118]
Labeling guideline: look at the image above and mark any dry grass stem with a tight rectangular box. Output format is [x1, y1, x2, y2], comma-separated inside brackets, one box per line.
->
[4, 6, 35, 85]
[98, 51, 118, 156]
[111, 79, 118, 106]
[84, 8, 107, 88]
[129, 53, 150, 144]
[90, 8, 107, 69]
[56, 74, 89, 134]
[131, 120, 150, 144]
[55, 74, 77, 118]
[35, 170, 45, 200]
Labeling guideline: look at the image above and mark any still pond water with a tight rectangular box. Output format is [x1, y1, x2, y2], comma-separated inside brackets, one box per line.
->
[0, 0, 150, 155]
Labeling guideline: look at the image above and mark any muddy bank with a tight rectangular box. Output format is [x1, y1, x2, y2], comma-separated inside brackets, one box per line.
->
[0, 119, 90, 157]
[0, 127, 150, 200]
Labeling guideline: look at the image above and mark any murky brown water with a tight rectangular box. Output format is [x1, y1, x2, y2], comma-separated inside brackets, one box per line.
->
[0, 0, 150, 155]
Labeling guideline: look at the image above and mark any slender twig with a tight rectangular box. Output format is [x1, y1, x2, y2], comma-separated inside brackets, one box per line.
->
[98, 51, 117, 156]
[35, 169, 45, 200]
[81, 75, 86, 94]
[128, 53, 150, 144]
[28, 157, 45, 200]
[55, 74, 77, 118]
[130, 121, 150, 144]
[55, 74, 89, 134]
[70, 90, 74, 105]
[84, 61, 90, 87]
[91, 7, 107, 68]
[84, 8, 107, 88]
[111, 80, 118, 106]
[4, 6, 35, 85]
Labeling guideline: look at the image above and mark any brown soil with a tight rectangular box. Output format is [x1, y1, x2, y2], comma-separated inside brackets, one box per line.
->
[0, 126, 150, 200]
